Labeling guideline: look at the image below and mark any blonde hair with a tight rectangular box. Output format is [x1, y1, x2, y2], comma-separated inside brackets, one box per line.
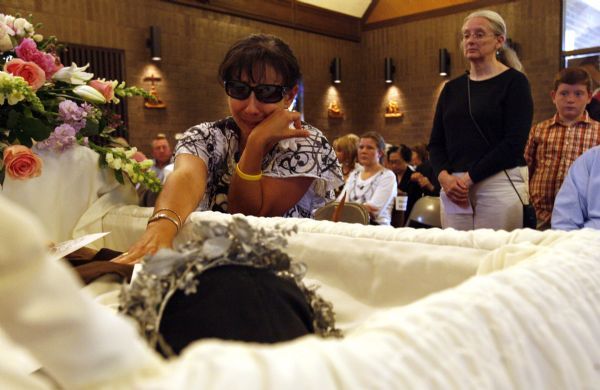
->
[463, 10, 524, 73]
[335, 133, 359, 167]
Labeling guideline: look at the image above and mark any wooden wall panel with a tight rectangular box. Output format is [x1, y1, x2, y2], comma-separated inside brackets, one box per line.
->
[5, 0, 560, 154]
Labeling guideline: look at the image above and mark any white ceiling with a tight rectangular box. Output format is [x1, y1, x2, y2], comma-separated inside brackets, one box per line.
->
[297, 0, 371, 18]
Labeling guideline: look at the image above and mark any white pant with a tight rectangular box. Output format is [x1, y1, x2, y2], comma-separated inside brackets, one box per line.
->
[440, 167, 529, 231]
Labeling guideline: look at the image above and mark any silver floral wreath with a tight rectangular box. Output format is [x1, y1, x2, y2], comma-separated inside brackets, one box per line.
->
[119, 216, 342, 355]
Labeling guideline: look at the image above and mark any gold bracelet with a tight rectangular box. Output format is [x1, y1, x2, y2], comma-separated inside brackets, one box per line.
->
[235, 163, 262, 181]
[147, 213, 180, 232]
[154, 208, 182, 226]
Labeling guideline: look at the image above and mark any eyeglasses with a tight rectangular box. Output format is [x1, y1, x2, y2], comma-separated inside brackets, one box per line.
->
[461, 32, 496, 41]
[224, 80, 288, 104]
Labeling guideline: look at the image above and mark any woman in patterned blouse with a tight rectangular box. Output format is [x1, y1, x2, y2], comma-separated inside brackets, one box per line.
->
[118, 34, 342, 263]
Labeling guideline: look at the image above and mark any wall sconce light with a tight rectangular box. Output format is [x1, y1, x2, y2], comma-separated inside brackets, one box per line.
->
[384, 57, 395, 84]
[330, 57, 341, 84]
[147, 26, 162, 62]
[439, 48, 450, 77]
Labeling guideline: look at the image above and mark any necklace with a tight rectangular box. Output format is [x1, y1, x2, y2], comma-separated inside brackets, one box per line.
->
[350, 169, 384, 201]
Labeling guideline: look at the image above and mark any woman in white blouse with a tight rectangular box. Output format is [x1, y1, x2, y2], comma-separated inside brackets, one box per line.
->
[338, 132, 397, 225]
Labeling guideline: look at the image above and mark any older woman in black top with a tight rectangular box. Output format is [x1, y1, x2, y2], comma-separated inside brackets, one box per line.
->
[428, 9, 533, 230]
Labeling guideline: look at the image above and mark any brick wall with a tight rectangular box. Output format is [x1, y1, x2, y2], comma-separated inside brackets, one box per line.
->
[4, 0, 560, 153]
[357, 0, 561, 147]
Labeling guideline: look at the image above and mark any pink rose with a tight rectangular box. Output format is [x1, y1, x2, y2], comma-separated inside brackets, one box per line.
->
[4, 58, 46, 90]
[89, 79, 115, 102]
[15, 38, 62, 78]
[3, 145, 43, 180]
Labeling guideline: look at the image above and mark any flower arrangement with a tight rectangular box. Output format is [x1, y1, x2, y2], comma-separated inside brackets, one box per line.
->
[0, 13, 161, 191]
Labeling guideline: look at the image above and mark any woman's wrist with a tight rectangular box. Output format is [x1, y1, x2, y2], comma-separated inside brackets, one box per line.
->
[147, 217, 179, 236]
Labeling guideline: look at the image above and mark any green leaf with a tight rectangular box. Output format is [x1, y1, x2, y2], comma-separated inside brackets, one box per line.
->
[7, 110, 22, 130]
[81, 119, 99, 136]
[114, 169, 125, 185]
[15, 130, 32, 147]
[22, 117, 52, 141]
[23, 106, 33, 118]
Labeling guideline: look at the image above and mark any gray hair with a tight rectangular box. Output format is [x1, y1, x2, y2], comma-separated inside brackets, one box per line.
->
[463, 10, 524, 73]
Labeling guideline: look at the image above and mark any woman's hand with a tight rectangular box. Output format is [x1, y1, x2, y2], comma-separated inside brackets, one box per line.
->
[411, 172, 435, 192]
[114, 155, 207, 265]
[247, 108, 309, 153]
[112, 221, 177, 264]
[439, 170, 470, 207]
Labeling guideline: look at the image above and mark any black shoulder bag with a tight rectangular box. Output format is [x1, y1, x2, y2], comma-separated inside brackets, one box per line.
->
[466, 73, 537, 229]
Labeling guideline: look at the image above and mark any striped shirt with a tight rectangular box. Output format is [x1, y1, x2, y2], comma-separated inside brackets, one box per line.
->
[525, 111, 600, 228]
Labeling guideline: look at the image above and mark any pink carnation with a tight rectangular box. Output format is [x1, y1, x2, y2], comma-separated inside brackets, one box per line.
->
[15, 37, 62, 78]
[15, 38, 38, 60]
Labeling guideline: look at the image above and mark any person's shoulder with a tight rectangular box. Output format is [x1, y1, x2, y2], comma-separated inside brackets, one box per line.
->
[297, 121, 334, 149]
[301, 122, 327, 139]
[382, 168, 397, 179]
[180, 117, 236, 139]
[531, 115, 556, 130]
[503, 68, 530, 85]
[444, 73, 469, 89]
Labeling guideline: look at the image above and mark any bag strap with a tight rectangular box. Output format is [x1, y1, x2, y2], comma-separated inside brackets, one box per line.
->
[466, 74, 526, 206]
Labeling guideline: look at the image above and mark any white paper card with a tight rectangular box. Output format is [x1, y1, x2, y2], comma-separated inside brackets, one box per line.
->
[440, 192, 473, 215]
[49, 232, 110, 260]
[395, 195, 408, 211]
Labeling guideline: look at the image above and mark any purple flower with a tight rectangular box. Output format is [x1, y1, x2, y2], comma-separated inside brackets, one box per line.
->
[36, 124, 77, 152]
[58, 100, 87, 131]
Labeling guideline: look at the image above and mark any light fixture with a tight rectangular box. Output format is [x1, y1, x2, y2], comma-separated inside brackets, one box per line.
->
[330, 57, 341, 84]
[147, 26, 162, 62]
[384, 57, 395, 84]
[439, 48, 450, 77]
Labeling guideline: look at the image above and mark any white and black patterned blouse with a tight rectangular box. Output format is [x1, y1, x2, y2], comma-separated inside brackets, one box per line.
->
[175, 117, 343, 218]
[341, 168, 397, 225]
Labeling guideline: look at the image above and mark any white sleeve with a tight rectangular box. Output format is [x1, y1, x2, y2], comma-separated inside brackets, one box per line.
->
[551, 155, 589, 230]
[364, 170, 397, 211]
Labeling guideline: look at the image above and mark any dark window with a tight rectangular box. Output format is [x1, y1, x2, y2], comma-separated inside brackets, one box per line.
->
[59, 44, 129, 139]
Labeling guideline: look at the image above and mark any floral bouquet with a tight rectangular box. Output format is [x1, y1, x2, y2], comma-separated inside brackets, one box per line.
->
[0, 13, 161, 191]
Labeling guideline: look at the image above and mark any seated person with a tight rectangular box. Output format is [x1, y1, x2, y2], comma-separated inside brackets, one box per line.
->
[385, 145, 421, 217]
[139, 133, 174, 207]
[410, 142, 440, 197]
[149, 133, 174, 183]
[119, 34, 342, 263]
[551, 145, 600, 230]
[338, 132, 397, 225]
[334, 133, 361, 182]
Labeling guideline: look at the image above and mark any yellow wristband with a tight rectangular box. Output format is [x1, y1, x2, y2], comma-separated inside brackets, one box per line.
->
[235, 163, 262, 181]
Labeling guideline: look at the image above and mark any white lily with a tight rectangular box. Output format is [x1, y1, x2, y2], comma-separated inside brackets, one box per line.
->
[73, 85, 106, 104]
[52, 63, 94, 85]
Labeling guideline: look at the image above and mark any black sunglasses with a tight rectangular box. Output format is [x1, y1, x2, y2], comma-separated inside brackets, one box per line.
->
[224, 80, 289, 104]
